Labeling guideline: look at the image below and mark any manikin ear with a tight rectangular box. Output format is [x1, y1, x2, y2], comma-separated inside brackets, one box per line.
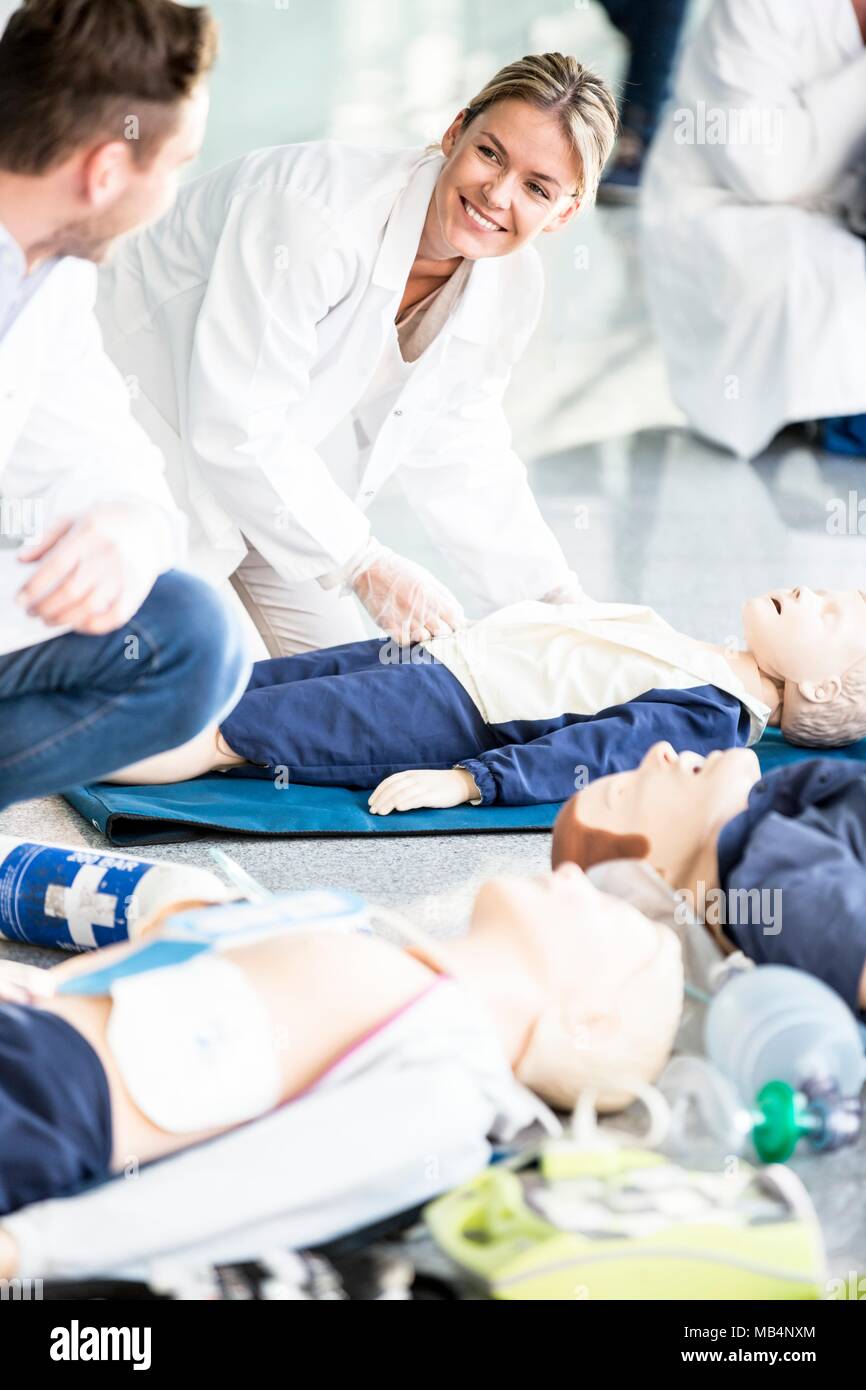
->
[80, 141, 135, 209]
[797, 676, 843, 705]
[541, 194, 582, 233]
[441, 110, 470, 158]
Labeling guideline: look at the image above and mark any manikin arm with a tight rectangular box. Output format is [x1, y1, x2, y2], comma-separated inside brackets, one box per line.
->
[370, 686, 750, 810]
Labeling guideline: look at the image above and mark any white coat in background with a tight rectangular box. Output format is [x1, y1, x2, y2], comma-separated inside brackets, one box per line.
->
[97, 142, 571, 624]
[0, 254, 185, 656]
[640, 0, 866, 458]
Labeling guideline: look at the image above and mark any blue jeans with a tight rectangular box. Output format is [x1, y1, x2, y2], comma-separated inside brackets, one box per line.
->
[0, 570, 248, 810]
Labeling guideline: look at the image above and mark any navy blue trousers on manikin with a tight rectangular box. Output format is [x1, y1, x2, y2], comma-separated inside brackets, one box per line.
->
[220, 638, 496, 788]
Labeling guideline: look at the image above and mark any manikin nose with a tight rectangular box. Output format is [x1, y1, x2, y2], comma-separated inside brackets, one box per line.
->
[650, 741, 677, 768]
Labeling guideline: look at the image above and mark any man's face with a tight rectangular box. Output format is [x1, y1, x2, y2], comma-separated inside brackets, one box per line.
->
[58, 84, 209, 262]
[567, 742, 761, 881]
[428, 97, 582, 260]
[742, 587, 866, 685]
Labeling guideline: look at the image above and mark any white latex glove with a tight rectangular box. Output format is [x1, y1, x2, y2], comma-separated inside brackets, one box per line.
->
[542, 570, 588, 606]
[368, 767, 480, 815]
[16, 501, 173, 635]
[349, 540, 466, 644]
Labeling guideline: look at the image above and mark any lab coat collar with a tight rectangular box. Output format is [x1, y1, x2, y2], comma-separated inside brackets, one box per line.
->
[446, 255, 500, 345]
[0, 220, 61, 343]
[369, 150, 502, 347]
[370, 150, 443, 292]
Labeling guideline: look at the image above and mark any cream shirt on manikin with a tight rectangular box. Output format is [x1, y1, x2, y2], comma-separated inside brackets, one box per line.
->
[426, 599, 770, 741]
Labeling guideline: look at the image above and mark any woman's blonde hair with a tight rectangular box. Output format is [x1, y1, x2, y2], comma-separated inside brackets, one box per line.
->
[441, 52, 618, 206]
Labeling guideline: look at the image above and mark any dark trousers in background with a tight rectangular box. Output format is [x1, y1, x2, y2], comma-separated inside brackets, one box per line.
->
[598, 0, 691, 143]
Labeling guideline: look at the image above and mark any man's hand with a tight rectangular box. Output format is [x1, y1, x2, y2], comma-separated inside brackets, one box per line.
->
[368, 767, 480, 815]
[16, 503, 166, 635]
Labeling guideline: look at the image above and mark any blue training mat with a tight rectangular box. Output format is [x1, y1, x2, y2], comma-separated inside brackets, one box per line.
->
[64, 730, 866, 847]
[753, 727, 866, 774]
[64, 777, 563, 846]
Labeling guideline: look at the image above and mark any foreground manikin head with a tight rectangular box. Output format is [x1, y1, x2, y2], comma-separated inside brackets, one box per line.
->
[744, 587, 866, 745]
[425, 53, 618, 261]
[553, 742, 761, 887]
[461, 863, 683, 1111]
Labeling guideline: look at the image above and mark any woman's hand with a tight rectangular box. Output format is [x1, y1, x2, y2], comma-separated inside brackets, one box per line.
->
[542, 570, 588, 606]
[368, 767, 480, 815]
[350, 542, 465, 644]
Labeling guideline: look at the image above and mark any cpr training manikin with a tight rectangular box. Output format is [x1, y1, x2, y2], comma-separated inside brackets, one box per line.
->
[0, 861, 682, 1278]
[108, 586, 866, 810]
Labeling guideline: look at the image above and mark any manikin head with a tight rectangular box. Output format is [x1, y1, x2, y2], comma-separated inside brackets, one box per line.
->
[425, 52, 618, 261]
[553, 742, 761, 890]
[464, 863, 683, 1112]
[0, 0, 216, 264]
[744, 587, 866, 745]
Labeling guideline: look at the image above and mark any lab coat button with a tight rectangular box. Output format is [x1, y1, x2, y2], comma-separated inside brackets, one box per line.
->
[393, 408, 403, 416]
[363, 489, 375, 499]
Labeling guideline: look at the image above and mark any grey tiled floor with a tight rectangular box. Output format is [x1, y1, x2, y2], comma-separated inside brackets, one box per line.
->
[2, 200, 864, 1280]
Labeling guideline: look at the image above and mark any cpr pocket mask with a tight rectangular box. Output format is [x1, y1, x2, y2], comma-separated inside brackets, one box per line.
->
[425, 1081, 827, 1300]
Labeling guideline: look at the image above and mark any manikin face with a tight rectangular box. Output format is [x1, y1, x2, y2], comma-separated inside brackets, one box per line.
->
[569, 742, 761, 885]
[54, 85, 209, 263]
[427, 97, 582, 261]
[742, 587, 866, 686]
[470, 861, 664, 968]
[469, 862, 683, 1109]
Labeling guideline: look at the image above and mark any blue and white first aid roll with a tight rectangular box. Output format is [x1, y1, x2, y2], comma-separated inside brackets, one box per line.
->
[0, 837, 230, 951]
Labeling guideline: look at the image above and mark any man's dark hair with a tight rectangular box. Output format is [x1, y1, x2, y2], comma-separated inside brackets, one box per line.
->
[0, 0, 218, 173]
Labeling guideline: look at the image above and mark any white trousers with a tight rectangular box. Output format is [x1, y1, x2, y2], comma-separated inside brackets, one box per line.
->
[227, 542, 369, 659]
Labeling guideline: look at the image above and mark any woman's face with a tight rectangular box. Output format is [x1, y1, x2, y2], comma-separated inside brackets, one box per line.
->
[428, 97, 583, 260]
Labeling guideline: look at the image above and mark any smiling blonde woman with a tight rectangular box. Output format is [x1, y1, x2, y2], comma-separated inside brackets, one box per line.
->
[97, 53, 618, 657]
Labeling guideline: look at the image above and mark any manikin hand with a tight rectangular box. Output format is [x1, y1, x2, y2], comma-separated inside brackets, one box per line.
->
[350, 541, 466, 644]
[16, 503, 171, 635]
[0, 961, 53, 1005]
[368, 767, 480, 815]
[543, 570, 588, 606]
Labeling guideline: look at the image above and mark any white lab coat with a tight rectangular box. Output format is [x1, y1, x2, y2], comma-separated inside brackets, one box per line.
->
[97, 141, 571, 612]
[0, 255, 185, 656]
[640, 0, 866, 458]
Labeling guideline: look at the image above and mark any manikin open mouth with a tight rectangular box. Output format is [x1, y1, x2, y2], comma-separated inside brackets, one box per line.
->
[460, 195, 506, 231]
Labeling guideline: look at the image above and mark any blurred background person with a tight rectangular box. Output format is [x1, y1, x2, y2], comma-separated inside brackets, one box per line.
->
[595, 0, 691, 202]
[640, 0, 866, 459]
